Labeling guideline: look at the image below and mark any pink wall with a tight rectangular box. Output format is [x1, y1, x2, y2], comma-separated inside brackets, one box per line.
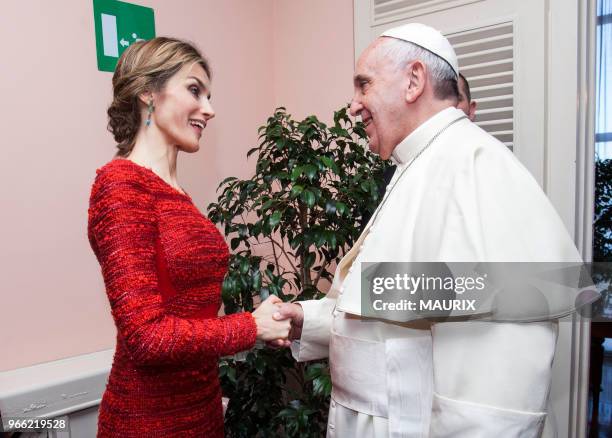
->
[0, 0, 354, 372]
[272, 0, 355, 123]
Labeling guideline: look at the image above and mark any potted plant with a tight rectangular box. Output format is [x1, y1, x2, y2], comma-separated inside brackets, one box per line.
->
[207, 106, 389, 437]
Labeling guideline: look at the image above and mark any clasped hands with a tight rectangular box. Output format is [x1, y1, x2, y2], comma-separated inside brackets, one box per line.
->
[252, 295, 303, 347]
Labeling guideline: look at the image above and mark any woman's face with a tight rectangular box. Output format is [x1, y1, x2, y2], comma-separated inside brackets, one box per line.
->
[150, 62, 215, 153]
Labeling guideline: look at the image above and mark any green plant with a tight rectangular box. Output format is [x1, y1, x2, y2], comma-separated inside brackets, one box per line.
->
[207, 106, 389, 437]
[594, 159, 612, 262]
[593, 158, 612, 317]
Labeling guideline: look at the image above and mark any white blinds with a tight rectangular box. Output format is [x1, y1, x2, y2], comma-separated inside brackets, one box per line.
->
[446, 22, 514, 149]
[371, 0, 484, 26]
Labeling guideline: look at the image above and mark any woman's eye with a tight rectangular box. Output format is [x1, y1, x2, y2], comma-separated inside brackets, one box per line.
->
[189, 86, 200, 97]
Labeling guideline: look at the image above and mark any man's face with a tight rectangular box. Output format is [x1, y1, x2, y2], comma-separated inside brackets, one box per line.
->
[456, 76, 476, 121]
[349, 40, 410, 160]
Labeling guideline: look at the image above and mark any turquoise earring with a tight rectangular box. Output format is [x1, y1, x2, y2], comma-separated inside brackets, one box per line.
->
[145, 99, 154, 127]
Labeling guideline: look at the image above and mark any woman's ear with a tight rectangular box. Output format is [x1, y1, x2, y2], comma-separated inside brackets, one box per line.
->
[137, 91, 153, 107]
[405, 61, 426, 104]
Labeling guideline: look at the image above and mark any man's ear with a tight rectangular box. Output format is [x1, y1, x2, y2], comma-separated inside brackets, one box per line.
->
[469, 101, 477, 122]
[405, 60, 426, 104]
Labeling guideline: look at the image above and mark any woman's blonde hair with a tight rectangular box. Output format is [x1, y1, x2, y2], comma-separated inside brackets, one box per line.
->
[107, 37, 211, 157]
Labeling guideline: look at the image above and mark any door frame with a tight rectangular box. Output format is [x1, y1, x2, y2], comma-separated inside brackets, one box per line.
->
[571, 0, 597, 436]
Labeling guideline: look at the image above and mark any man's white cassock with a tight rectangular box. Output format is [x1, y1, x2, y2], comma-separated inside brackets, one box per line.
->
[291, 107, 583, 437]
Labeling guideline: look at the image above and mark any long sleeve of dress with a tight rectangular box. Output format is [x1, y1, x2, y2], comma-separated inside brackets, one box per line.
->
[88, 167, 257, 367]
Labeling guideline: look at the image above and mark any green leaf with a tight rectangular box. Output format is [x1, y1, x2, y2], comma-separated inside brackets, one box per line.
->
[290, 185, 304, 197]
[221, 276, 235, 298]
[290, 166, 303, 181]
[261, 199, 274, 210]
[314, 231, 326, 248]
[320, 156, 334, 169]
[304, 164, 317, 181]
[328, 232, 337, 249]
[239, 258, 249, 274]
[252, 270, 262, 291]
[238, 224, 248, 238]
[269, 211, 282, 228]
[256, 159, 271, 172]
[301, 190, 315, 208]
[277, 408, 296, 419]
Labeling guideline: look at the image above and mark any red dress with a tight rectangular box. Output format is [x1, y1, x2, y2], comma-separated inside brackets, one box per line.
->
[88, 159, 257, 437]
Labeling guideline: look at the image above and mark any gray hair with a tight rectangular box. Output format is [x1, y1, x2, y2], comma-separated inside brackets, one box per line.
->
[378, 37, 458, 101]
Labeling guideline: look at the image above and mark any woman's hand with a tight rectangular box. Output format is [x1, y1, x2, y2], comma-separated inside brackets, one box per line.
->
[266, 303, 304, 349]
[252, 295, 291, 341]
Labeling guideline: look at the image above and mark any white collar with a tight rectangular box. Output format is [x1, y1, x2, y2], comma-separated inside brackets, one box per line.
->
[390, 106, 465, 166]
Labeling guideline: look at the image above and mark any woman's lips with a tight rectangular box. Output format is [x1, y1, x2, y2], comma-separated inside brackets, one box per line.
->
[191, 125, 203, 137]
[189, 119, 206, 137]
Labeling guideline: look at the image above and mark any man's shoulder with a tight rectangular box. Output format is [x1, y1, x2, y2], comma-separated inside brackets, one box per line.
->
[455, 119, 506, 149]
[441, 120, 514, 164]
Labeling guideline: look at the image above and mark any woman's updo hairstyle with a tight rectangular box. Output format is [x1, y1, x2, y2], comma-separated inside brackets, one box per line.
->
[107, 37, 211, 157]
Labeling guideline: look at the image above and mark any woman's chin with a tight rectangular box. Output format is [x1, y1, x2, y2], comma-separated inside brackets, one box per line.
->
[179, 142, 200, 153]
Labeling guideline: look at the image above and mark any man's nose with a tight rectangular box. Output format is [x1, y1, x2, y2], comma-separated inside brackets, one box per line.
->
[349, 98, 362, 117]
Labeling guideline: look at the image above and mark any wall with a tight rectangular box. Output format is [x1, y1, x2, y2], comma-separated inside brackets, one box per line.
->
[0, 0, 354, 372]
[272, 0, 355, 123]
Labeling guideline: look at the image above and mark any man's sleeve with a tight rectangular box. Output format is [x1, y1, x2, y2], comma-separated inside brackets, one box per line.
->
[290, 296, 336, 361]
[428, 140, 578, 436]
[429, 321, 557, 437]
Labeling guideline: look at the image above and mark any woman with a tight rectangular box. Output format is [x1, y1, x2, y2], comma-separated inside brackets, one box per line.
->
[88, 37, 290, 437]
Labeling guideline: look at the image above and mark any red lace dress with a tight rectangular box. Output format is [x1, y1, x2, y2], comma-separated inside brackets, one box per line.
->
[88, 159, 257, 437]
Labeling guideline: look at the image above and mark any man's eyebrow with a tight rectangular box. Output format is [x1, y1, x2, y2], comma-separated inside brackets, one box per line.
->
[188, 76, 211, 97]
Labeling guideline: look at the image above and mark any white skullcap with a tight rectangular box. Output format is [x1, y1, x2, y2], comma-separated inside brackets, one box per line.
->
[380, 23, 458, 77]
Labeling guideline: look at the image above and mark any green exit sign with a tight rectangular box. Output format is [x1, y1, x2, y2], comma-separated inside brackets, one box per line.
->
[93, 0, 155, 72]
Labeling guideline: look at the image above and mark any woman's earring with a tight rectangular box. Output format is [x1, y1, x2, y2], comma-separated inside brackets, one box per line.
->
[145, 99, 154, 127]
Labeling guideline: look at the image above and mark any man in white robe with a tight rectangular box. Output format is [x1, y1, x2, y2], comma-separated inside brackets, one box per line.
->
[271, 23, 582, 437]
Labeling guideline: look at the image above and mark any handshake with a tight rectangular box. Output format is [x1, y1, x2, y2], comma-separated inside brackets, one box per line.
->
[252, 295, 304, 348]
